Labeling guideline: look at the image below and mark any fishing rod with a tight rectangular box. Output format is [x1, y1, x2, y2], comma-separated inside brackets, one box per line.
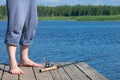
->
[39, 55, 109, 72]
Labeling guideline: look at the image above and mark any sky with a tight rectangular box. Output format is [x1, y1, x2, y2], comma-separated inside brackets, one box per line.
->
[0, 0, 120, 6]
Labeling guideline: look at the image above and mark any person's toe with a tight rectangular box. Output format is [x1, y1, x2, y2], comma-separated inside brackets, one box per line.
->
[9, 68, 24, 75]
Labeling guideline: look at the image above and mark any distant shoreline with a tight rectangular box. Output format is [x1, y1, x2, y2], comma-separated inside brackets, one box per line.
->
[1, 15, 120, 21]
[38, 15, 120, 21]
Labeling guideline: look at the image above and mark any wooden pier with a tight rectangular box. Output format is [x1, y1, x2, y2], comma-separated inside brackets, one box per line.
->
[0, 62, 108, 80]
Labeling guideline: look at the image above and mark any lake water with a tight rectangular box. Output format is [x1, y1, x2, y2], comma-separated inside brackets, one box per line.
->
[0, 20, 120, 80]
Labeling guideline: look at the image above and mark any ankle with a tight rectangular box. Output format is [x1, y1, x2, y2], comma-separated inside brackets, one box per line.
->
[9, 64, 18, 69]
[20, 57, 29, 61]
[20, 58, 30, 63]
[9, 61, 18, 66]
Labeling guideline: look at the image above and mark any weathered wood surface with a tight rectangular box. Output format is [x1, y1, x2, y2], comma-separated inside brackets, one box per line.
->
[0, 62, 108, 80]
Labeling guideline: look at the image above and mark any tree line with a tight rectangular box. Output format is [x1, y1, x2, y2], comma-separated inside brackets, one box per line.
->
[37, 5, 120, 16]
[0, 5, 120, 19]
[0, 5, 7, 19]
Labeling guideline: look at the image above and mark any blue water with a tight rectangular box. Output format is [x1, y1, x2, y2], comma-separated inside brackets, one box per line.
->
[0, 20, 120, 80]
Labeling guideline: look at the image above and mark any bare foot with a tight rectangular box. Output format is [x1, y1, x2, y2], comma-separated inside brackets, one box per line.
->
[10, 65, 24, 75]
[19, 59, 44, 68]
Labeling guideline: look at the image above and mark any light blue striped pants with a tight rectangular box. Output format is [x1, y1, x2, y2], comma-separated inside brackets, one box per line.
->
[5, 0, 38, 46]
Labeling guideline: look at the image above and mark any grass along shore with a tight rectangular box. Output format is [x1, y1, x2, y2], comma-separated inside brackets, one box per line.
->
[1, 15, 120, 21]
[38, 15, 120, 21]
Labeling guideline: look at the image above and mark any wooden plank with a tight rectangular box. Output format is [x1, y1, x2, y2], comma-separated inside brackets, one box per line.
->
[2, 65, 18, 80]
[0, 64, 4, 80]
[50, 68, 63, 80]
[19, 67, 36, 80]
[33, 67, 53, 80]
[54, 63, 71, 80]
[57, 66, 71, 80]
[60, 62, 90, 80]
[75, 62, 108, 80]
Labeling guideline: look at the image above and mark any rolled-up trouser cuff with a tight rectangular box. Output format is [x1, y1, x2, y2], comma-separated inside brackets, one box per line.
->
[4, 40, 19, 46]
[19, 40, 33, 46]
[4, 40, 33, 46]
[4, 28, 21, 46]
[4, 27, 36, 46]
[19, 29, 36, 46]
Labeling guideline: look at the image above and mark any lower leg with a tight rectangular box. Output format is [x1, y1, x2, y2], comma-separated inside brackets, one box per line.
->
[6, 44, 24, 74]
[20, 45, 43, 67]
